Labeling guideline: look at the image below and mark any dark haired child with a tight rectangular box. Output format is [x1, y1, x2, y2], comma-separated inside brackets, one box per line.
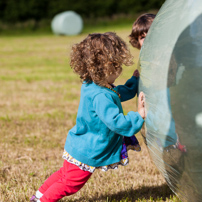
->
[128, 14, 186, 154]
[129, 13, 156, 50]
[30, 32, 145, 202]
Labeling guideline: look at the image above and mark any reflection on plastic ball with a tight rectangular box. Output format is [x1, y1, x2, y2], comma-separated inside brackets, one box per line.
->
[138, 0, 202, 201]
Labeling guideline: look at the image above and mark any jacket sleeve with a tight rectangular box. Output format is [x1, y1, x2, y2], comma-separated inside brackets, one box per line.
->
[114, 76, 139, 102]
[93, 93, 144, 137]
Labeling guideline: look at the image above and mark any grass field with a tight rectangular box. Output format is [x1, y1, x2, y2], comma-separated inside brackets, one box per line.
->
[0, 26, 181, 202]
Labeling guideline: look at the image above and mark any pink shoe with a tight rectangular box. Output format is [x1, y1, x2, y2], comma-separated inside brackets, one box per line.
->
[176, 141, 187, 152]
[30, 195, 39, 202]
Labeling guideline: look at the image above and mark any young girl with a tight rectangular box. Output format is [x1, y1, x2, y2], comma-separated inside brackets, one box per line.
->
[30, 32, 145, 202]
[129, 13, 156, 50]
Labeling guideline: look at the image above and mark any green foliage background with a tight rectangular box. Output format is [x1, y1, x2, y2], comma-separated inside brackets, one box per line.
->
[0, 0, 165, 23]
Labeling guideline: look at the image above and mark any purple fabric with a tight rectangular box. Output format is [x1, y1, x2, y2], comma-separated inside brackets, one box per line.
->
[121, 136, 140, 159]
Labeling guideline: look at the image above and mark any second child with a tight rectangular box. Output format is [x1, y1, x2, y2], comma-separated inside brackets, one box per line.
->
[129, 13, 156, 50]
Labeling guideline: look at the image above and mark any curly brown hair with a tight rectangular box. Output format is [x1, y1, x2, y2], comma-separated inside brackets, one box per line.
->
[129, 13, 156, 49]
[70, 32, 133, 86]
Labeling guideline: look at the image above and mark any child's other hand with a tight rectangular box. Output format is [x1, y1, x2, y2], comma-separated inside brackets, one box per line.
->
[133, 69, 140, 77]
[138, 92, 145, 119]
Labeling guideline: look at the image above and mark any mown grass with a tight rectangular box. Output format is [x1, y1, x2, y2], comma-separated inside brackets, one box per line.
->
[0, 25, 181, 202]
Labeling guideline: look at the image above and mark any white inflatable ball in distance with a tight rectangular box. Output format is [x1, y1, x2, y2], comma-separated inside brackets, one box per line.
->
[51, 11, 83, 36]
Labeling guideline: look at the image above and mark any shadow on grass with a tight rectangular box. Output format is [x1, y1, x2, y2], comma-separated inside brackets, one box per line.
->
[67, 183, 176, 202]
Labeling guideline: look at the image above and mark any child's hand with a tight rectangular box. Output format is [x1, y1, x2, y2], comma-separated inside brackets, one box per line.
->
[133, 69, 140, 77]
[138, 92, 145, 119]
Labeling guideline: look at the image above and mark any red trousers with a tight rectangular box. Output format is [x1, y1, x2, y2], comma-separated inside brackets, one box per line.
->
[39, 160, 92, 202]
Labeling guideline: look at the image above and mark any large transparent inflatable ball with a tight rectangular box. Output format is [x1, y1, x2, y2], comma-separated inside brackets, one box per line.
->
[51, 11, 83, 35]
[138, 0, 202, 201]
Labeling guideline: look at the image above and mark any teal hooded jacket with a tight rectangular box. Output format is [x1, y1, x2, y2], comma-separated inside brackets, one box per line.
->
[64, 76, 144, 167]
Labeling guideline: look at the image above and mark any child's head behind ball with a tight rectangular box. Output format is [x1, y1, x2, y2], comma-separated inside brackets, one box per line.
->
[70, 32, 133, 86]
[129, 13, 156, 49]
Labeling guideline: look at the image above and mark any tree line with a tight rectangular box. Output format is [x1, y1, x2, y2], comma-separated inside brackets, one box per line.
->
[0, 0, 165, 23]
